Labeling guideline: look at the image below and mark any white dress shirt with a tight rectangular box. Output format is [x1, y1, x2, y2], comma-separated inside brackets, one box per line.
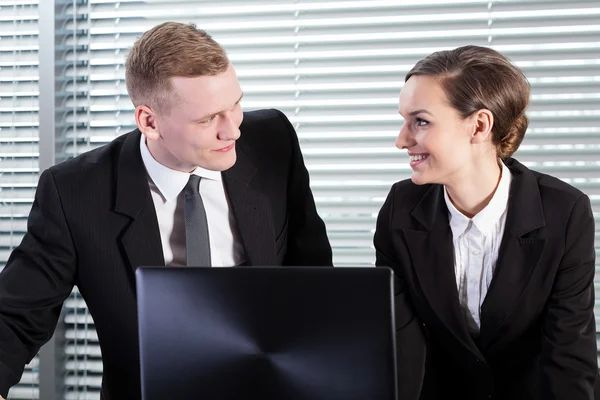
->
[443, 162, 512, 336]
[139, 135, 246, 267]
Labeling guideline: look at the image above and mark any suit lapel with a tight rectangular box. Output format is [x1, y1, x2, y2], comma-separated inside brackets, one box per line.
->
[479, 159, 546, 349]
[223, 147, 278, 266]
[404, 185, 483, 359]
[114, 130, 165, 274]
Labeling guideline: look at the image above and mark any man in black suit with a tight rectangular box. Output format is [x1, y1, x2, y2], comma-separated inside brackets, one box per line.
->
[0, 22, 332, 399]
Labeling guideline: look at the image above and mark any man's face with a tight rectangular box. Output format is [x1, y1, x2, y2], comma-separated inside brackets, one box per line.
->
[142, 64, 244, 172]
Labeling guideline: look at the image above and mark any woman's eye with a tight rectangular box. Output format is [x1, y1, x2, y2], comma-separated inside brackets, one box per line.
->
[416, 118, 429, 127]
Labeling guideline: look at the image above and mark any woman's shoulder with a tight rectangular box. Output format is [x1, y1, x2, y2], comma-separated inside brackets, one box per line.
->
[389, 178, 435, 194]
[506, 158, 588, 207]
[386, 179, 440, 213]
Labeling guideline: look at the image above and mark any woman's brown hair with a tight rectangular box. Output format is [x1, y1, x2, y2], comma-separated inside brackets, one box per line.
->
[406, 45, 530, 159]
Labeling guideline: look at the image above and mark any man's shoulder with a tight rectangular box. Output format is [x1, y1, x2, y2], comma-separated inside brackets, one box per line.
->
[47, 130, 137, 185]
[240, 109, 293, 139]
[238, 109, 295, 157]
[241, 108, 286, 126]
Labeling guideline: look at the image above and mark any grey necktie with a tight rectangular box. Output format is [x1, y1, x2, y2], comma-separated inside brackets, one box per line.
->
[183, 174, 211, 266]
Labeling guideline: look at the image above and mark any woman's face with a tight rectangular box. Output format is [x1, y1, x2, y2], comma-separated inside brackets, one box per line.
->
[396, 75, 479, 186]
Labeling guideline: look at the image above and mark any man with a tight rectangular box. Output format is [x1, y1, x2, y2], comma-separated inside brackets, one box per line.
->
[0, 22, 332, 399]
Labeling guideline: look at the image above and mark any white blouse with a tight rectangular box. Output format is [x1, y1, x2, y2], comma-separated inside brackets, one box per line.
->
[443, 162, 512, 336]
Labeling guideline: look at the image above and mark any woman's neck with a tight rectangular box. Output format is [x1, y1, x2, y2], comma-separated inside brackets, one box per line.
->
[445, 158, 503, 219]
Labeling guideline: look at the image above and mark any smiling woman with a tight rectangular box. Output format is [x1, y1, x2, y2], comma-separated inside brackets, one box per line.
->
[396, 46, 529, 216]
[375, 45, 598, 400]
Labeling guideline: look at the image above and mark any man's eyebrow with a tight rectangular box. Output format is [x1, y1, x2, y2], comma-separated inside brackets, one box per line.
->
[194, 93, 244, 121]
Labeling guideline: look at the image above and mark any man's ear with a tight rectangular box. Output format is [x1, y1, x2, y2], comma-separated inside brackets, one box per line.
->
[135, 105, 160, 141]
[470, 109, 494, 144]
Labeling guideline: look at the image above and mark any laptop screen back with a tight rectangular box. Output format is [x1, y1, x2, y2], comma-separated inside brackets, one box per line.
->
[136, 266, 397, 400]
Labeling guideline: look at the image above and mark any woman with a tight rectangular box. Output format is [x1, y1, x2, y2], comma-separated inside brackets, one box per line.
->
[375, 45, 597, 399]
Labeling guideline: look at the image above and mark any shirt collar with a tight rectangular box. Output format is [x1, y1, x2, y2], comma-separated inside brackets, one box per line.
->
[139, 134, 222, 202]
[444, 161, 512, 238]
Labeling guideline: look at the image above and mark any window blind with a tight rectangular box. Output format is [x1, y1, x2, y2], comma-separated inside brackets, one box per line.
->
[0, 1, 39, 399]
[58, 0, 600, 398]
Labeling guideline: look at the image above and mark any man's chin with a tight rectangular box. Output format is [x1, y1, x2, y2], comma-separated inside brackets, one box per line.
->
[204, 151, 237, 172]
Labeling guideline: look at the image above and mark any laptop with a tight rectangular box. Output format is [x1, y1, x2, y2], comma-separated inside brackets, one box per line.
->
[136, 266, 398, 400]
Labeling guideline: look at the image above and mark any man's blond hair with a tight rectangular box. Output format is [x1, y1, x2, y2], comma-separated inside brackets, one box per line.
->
[125, 22, 229, 115]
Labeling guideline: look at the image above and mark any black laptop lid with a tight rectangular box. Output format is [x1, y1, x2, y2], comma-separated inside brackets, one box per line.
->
[136, 266, 397, 400]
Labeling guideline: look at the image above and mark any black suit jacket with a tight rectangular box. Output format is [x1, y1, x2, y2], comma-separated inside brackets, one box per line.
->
[0, 109, 332, 399]
[375, 158, 597, 400]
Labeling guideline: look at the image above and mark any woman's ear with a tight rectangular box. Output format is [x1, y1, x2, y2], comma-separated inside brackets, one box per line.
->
[470, 109, 494, 144]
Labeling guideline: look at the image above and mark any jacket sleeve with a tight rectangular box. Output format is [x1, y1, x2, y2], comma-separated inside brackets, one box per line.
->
[0, 169, 77, 398]
[374, 185, 426, 400]
[274, 109, 333, 266]
[540, 193, 597, 399]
